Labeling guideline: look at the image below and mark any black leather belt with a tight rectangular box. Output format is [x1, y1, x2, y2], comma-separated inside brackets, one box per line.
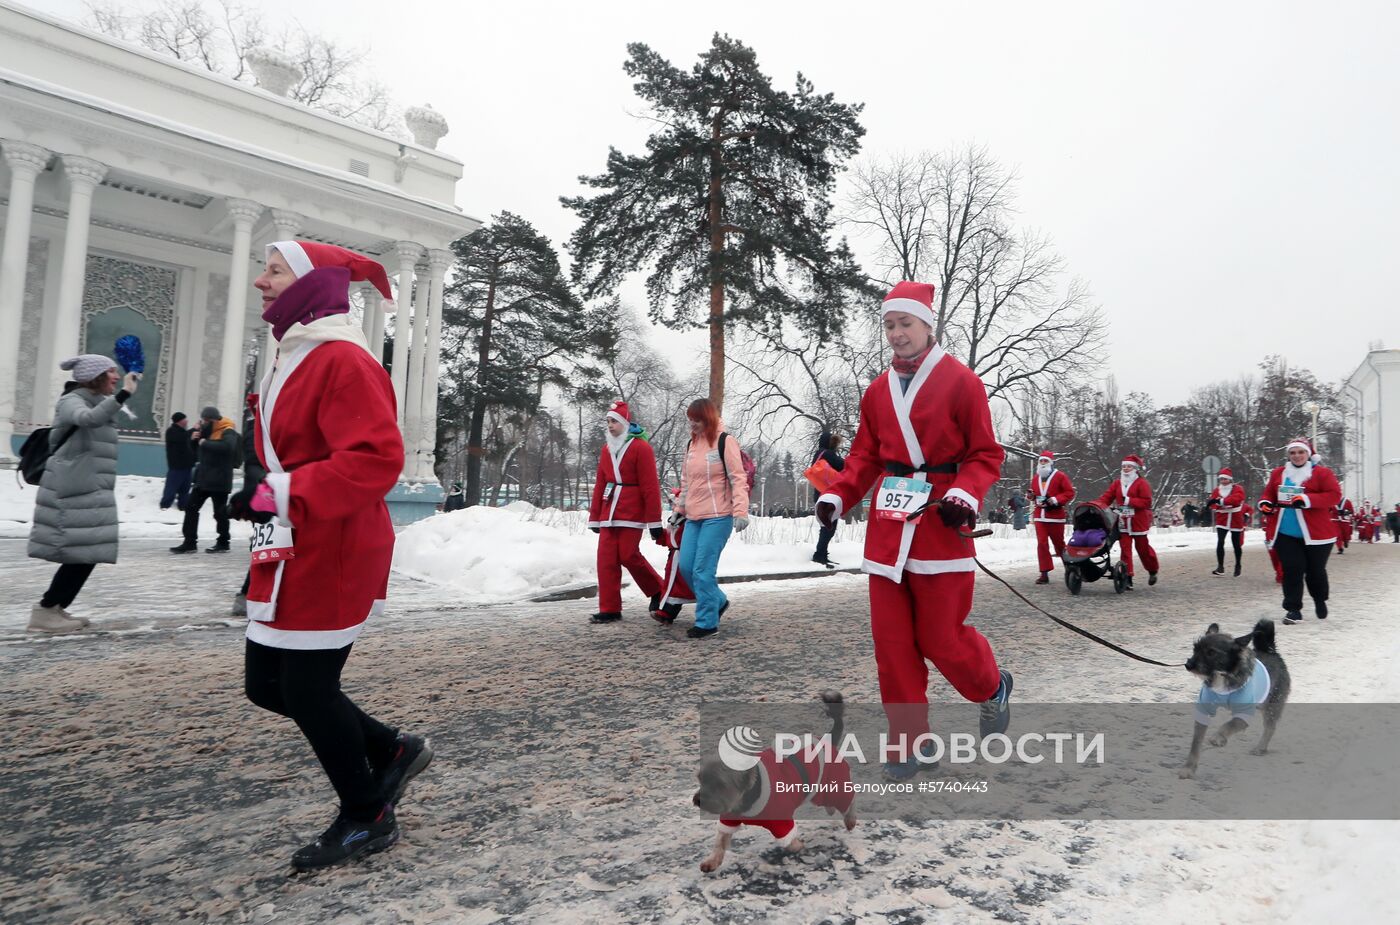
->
[884, 462, 959, 477]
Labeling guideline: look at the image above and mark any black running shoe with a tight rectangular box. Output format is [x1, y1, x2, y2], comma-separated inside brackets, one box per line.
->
[589, 612, 622, 624]
[1283, 611, 1304, 625]
[1211, 567, 1225, 576]
[1148, 572, 1158, 586]
[291, 808, 399, 872]
[169, 542, 197, 554]
[378, 733, 433, 806]
[1233, 562, 1241, 577]
[979, 669, 1013, 738]
[687, 626, 718, 639]
[205, 543, 230, 554]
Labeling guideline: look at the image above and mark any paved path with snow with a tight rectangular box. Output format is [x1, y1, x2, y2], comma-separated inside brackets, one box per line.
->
[3, 540, 1398, 923]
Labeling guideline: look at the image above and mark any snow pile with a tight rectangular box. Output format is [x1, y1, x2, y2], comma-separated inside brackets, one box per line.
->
[0, 474, 250, 542]
[392, 503, 1252, 603]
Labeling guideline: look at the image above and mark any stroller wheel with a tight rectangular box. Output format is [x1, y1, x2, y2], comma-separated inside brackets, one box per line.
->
[1067, 569, 1083, 596]
[1113, 563, 1127, 594]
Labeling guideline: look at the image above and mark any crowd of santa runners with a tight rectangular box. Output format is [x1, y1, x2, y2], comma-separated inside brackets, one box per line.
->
[22, 244, 1397, 872]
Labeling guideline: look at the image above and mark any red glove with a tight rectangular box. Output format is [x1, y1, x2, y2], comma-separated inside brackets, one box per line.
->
[937, 497, 977, 529]
[1258, 500, 1277, 514]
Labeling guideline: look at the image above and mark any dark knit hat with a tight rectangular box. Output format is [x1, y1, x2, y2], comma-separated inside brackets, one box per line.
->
[172, 412, 187, 423]
[200, 406, 220, 420]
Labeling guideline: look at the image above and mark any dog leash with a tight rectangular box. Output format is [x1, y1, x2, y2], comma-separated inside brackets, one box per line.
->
[958, 528, 1176, 668]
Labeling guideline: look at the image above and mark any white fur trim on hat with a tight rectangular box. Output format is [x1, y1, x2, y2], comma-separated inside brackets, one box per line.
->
[267, 241, 313, 278]
[880, 297, 936, 328]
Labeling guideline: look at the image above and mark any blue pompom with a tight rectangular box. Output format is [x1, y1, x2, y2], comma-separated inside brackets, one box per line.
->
[114, 335, 145, 374]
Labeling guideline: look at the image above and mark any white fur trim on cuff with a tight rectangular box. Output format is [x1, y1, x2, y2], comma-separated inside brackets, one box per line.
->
[880, 297, 936, 328]
[816, 492, 845, 524]
[264, 471, 292, 527]
[718, 821, 741, 833]
[944, 487, 979, 513]
[267, 241, 312, 278]
[774, 827, 799, 848]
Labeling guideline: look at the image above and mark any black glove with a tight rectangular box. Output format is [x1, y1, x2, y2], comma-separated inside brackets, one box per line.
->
[816, 500, 837, 528]
[1206, 497, 1220, 507]
[649, 527, 664, 542]
[590, 526, 600, 534]
[937, 497, 977, 530]
[1258, 500, 1278, 515]
[1290, 496, 1307, 508]
[228, 478, 271, 523]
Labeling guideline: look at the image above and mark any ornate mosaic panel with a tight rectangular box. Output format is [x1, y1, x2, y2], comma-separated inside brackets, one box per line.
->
[80, 254, 178, 436]
[16, 236, 48, 423]
[202, 273, 228, 407]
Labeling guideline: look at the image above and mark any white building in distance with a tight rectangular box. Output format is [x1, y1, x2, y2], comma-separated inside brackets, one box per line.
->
[1342, 348, 1400, 509]
[0, 1, 477, 518]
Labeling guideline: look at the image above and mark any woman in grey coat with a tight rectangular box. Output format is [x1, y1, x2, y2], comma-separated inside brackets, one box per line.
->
[27, 354, 139, 634]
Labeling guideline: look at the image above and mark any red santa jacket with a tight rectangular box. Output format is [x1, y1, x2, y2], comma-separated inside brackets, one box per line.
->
[818, 344, 1004, 582]
[587, 435, 662, 530]
[248, 324, 403, 649]
[1095, 475, 1154, 535]
[718, 748, 853, 845]
[1260, 463, 1341, 547]
[1027, 469, 1075, 523]
[1209, 484, 1247, 531]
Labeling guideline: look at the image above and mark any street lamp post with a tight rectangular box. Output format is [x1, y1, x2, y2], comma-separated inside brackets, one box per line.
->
[1303, 401, 1320, 445]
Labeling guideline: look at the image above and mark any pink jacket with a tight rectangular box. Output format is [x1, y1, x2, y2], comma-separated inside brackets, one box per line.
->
[678, 428, 749, 521]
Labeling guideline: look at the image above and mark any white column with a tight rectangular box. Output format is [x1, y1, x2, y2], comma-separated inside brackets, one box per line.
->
[404, 260, 431, 477]
[217, 198, 263, 418]
[0, 141, 51, 460]
[419, 248, 452, 482]
[389, 242, 423, 427]
[359, 282, 376, 339]
[41, 155, 108, 415]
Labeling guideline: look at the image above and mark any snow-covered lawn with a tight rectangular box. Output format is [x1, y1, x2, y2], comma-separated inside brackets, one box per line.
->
[0, 474, 252, 542]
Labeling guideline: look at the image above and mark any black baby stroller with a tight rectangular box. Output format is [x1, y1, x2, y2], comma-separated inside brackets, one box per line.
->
[1061, 501, 1129, 595]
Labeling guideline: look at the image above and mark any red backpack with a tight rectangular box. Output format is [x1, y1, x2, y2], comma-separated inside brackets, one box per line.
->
[717, 432, 756, 495]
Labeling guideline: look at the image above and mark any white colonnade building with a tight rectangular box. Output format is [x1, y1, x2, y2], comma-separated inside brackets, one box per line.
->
[0, 2, 477, 517]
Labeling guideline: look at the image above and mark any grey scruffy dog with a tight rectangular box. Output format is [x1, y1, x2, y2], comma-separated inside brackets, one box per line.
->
[1179, 619, 1291, 779]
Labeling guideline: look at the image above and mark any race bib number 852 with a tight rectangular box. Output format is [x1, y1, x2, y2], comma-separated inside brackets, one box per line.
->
[250, 521, 295, 564]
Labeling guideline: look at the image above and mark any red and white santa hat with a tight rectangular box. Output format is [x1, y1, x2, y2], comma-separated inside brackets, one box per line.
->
[1285, 437, 1321, 464]
[608, 400, 630, 425]
[268, 240, 396, 311]
[1121, 454, 1144, 470]
[1218, 467, 1233, 480]
[1037, 451, 1055, 465]
[881, 281, 937, 327]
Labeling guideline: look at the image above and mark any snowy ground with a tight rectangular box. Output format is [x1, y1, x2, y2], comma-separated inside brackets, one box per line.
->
[3, 532, 1397, 923]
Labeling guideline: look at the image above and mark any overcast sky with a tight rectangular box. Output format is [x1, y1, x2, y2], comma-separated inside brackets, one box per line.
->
[33, 0, 1400, 404]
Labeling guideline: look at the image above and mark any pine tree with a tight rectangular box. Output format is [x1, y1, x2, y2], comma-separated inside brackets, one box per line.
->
[438, 212, 616, 506]
[563, 34, 871, 411]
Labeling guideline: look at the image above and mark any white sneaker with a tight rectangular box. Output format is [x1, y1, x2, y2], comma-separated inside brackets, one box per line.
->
[57, 607, 91, 627]
[28, 604, 85, 635]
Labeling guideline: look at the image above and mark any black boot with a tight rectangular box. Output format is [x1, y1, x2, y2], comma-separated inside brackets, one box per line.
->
[206, 541, 231, 554]
[377, 733, 433, 806]
[1233, 559, 1241, 577]
[589, 612, 622, 624]
[169, 541, 197, 554]
[291, 807, 399, 872]
[1148, 572, 1158, 586]
[1283, 610, 1304, 624]
[1035, 572, 1049, 585]
[1316, 601, 1328, 620]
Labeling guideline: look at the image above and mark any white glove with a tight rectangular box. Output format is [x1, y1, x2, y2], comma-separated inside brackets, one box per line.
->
[733, 515, 749, 533]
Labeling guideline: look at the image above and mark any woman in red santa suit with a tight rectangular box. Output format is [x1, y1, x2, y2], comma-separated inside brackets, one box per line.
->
[230, 241, 431, 872]
[815, 281, 1011, 782]
[1094, 455, 1159, 587]
[1259, 437, 1340, 623]
[586, 400, 664, 624]
[1027, 451, 1074, 585]
[1205, 467, 1246, 576]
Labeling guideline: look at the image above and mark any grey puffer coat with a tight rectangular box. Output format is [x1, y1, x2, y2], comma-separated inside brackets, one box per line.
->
[27, 388, 127, 565]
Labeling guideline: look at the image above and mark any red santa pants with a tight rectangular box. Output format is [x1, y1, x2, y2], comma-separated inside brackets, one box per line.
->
[1267, 545, 1283, 583]
[869, 572, 1001, 745]
[1118, 533, 1160, 577]
[1336, 523, 1351, 550]
[1034, 521, 1067, 573]
[597, 527, 663, 613]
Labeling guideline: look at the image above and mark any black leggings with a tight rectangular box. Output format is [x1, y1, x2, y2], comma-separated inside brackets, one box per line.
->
[244, 640, 399, 821]
[40, 563, 96, 609]
[1215, 528, 1243, 568]
[1273, 533, 1331, 614]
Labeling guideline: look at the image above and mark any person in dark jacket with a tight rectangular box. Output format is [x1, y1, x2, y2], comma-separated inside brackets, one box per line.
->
[443, 481, 466, 512]
[1181, 501, 1199, 528]
[1388, 504, 1400, 543]
[811, 431, 846, 565]
[172, 405, 241, 554]
[160, 412, 197, 511]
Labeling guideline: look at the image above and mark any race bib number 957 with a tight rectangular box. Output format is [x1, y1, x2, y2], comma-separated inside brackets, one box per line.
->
[875, 477, 932, 522]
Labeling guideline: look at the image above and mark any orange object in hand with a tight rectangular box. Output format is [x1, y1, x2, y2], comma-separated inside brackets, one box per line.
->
[804, 458, 840, 494]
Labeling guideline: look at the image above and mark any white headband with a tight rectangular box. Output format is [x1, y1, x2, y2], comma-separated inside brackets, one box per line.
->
[267, 241, 313, 278]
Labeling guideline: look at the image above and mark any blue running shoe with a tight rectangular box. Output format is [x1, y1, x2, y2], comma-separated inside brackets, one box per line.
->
[979, 669, 1013, 738]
